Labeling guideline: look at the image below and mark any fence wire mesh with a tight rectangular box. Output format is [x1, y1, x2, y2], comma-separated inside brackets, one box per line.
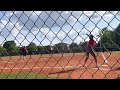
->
[0, 11, 120, 79]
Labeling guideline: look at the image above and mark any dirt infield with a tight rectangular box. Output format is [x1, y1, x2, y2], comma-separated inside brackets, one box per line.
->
[0, 52, 120, 79]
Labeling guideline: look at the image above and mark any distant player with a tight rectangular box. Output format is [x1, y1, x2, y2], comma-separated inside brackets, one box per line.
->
[83, 35, 98, 68]
[29, 51, 33, 58]
[50, 46, 53, 54]
[22, 46, 28, 60]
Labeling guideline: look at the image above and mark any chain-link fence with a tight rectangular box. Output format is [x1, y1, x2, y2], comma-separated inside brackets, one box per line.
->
[0, 11, 120, 79]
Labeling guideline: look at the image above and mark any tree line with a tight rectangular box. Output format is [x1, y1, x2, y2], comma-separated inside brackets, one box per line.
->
[97, 24, 120, 49]
[0, 24, 120, 56]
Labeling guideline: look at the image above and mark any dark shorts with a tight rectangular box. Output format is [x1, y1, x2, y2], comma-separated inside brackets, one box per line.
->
[22, 52, 27, 56]
[85, 47, 93, 52]
[29, 52, 33, 55]
[85, 47, 96, 57]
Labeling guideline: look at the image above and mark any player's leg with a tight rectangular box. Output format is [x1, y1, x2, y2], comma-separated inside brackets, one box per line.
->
[29, 51, 32, 58]
[23, 52, 26, 61]
[0, 53, 2, 60]
[23, 53, 25, 60]
[83, 48, 89, 67]
[90, 50, 98, 68]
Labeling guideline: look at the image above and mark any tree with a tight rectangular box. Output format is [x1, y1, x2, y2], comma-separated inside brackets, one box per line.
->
[69, 43, 79, 50]
[114, 24, 120, 47]
[98, 28, 115, 48]
[80, 42, 88, 48]
[27, 42, 37, 52]
[78, 41, 88, 52]
[44, 45, 54, 52]
[3, 41, 17, 52]
[37, 46, 44, 51]
[54, 43, 68, 50]
[0, 46, 7, 53]
[16, 46, 22, 53]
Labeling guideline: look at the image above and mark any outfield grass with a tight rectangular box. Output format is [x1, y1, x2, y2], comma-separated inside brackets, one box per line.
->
[1, 51, 119, 59]
[0, 72, 62, 79]
[1, 52, 85, 59]
[112, 51, 120, 53]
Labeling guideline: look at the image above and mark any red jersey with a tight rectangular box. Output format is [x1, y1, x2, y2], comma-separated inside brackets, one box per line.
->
[87, 39, 95, 48]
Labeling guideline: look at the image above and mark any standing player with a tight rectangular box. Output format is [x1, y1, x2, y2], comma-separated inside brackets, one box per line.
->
[22, 46, 28, 61]
[83, 34, 98, 68]
[50, 46, 54, 54]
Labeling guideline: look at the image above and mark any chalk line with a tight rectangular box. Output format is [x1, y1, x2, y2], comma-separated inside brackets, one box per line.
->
[0, 65, 112, 71]
[2, 58, 47, 63]
[101, 52, 108, 63]
[3, 61, 15, 63]
[0, 66, 80, 70]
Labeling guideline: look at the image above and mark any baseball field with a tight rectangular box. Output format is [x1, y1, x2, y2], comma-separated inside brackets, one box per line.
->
[0, 51, 120, 79]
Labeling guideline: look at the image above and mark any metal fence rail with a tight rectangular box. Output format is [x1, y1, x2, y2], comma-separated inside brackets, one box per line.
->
[0, 11, 120, 79]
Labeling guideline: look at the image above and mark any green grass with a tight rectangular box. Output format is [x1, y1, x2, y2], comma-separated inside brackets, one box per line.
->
[30, 52, 84, 56]
[0, 72, 62, 79]
[112, 51, 120, 53]
[1, 52, 85, 59]
[1, 51, 120, 59]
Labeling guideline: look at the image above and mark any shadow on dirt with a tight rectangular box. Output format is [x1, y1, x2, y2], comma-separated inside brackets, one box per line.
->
[49, 66, 95, 74]
[49, 68, 76, 74]
[116, 77, 120, 79]
[114, 67, 120, 71]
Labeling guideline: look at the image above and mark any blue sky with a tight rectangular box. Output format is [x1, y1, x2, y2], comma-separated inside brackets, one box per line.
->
[0, 11, 120, 46]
